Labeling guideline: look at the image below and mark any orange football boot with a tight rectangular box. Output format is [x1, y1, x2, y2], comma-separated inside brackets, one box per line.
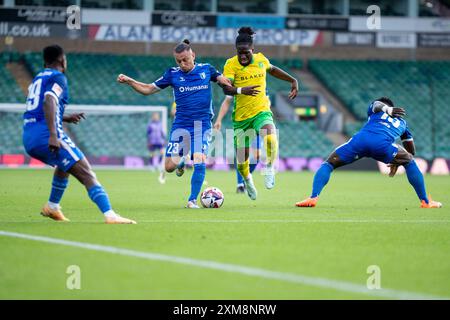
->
[295, 197, 319, 207]
[420, 197, 442, 208]
[41, 204, 70, 221]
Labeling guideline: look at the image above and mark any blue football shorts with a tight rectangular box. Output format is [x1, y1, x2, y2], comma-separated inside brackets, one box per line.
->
[23, 121, 85, 172]
[165, 121, 212, 159]
[335, 133, 398, 164]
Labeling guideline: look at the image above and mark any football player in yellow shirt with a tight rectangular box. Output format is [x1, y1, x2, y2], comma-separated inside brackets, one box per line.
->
[222, 27, 299, 200]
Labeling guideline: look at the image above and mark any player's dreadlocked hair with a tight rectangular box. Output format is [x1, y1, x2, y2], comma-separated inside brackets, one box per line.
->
[43, 45, 64, 66]
[174, 39, 191, 53]
[376, 97, 395, 108]
[236, 26, 255, 46]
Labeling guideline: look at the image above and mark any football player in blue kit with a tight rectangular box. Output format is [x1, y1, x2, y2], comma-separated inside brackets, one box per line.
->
[118, 39, 259, 208]
[23, 45, 136, 223]
[296, 97, 442, 208]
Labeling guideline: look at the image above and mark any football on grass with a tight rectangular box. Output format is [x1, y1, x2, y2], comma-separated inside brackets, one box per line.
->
[200, 187, 224, 208]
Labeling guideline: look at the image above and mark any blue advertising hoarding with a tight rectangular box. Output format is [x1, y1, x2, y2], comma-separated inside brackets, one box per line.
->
[217, 15, 285, 29]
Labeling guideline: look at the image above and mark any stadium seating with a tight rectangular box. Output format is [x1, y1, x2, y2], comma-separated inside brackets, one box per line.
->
[309, 60, 450, 159]
[0, 53, 26, 155]
[23, 52, 301, 109]
[69, 113, 149, 157]
[0, 112, 25, 154]
[277, 121, 334, 158]
[0, 53, 25, 103]
[0, 52, 328, 159]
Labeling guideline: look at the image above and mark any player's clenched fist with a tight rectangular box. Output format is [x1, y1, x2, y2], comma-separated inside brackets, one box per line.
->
[117, 74, 131, 84]
[48, 133, 60, 153]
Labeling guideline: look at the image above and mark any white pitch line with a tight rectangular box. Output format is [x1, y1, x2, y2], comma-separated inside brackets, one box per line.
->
[0, 230, 446, 300]
[135, 219, 450, 224]
[0, 219, 449, 224]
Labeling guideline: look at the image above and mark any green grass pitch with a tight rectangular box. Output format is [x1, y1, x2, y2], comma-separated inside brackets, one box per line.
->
[0, 168, 449, 299]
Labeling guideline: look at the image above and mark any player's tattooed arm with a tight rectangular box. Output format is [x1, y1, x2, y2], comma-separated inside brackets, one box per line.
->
[43, 94, 60, 153]
[372, 101, 406, 118]
[268, 65, 298, 99]
[117, 74, 159, 95]
[216, 76, 260, 96]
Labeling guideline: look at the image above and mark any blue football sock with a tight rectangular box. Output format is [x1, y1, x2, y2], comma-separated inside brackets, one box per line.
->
[49, 176, 68, 204]
[236, 166, 244, 185]
[88, 185, 112, 213]
[249, 162, 257, 174]
[405, 160, 428, 203]
[235, 155, 245, 185]
[311, 162, 334, 198]
[189, 163, 206, 202]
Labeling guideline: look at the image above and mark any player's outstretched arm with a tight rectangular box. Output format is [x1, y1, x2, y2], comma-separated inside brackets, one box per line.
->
[214, 96, 232, 130]
[372, 102, 406, 118]
[117, 74, 159, 96]
[268, 65, 298, 99]
[43, 94, 60, 153]
[216, 76, 260, 96]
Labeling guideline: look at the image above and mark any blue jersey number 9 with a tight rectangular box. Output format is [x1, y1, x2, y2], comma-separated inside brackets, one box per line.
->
[26, 79, 42, 111]
[381, 113, 400, 128]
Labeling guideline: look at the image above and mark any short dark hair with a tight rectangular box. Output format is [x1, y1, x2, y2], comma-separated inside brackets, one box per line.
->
[376, 97, 394, 108]
[43, 45, 64, 65]
[236, 26, 255, 47]
[174, 39, 191, 53]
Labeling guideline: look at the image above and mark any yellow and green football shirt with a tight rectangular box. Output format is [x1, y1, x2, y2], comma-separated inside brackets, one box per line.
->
[223, 52, 271, 122]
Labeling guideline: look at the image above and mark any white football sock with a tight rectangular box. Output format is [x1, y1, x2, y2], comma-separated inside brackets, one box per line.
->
[104, 210, 117, 217]
[48, 201, 60, 210]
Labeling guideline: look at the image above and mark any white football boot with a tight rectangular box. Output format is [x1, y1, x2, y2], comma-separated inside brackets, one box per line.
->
[186, 200, 200, 209]
[158, 170, 166, 184]
[104, 211, 137, 224]
[243, 174, 258, 200]
[263, 165, 275, 189]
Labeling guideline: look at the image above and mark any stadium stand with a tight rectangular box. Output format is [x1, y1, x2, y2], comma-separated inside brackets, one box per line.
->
[15, 52, 324, 159]
[23, 52, 301, 109]
[0, 112, 25, 155]
[277, 121, 334, 158]
[69, 113, 149, 157]
[0, 53, 25, 103]
[4, 52, 448, 160]
[0, 53, 26, 155]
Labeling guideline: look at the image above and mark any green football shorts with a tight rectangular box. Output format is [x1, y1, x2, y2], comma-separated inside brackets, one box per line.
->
[233, 111, 275, 149]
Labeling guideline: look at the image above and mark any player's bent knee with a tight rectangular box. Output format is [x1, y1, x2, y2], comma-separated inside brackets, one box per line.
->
[165, 166, 175, 173]
[164, 159, 177, 172]
[400, 153, 414, 166]
[165, 164, 176, 172]
[326, 152, 343, 169]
